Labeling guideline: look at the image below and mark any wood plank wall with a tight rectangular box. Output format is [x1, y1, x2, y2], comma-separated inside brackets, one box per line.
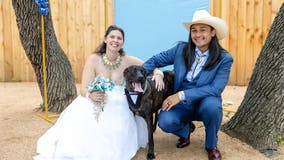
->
[210, 0, 284, 85]
[0, 0, 113, 82]
[0, 0, 283, 85]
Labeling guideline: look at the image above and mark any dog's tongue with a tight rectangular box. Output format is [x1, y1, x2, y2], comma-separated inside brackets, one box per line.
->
[133, 83, 144, 92]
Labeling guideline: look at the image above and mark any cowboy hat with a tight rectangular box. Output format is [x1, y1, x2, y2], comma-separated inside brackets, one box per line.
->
[183, 10, 228, 40]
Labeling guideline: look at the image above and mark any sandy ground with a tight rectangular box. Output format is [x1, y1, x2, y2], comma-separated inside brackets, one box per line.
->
[0, 82, 283, 160]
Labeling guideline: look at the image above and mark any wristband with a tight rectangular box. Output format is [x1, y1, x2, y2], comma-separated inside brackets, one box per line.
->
[177, 91, 182, 101]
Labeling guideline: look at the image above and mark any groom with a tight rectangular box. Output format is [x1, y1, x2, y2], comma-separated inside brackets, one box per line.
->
[143, 10, 233, 160]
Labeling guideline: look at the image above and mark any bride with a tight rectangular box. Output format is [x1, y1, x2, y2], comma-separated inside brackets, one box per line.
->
[34, 25, 149, 160]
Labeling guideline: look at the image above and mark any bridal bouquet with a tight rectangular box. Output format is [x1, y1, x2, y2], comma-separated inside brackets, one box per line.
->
[87, 76, 114, 121]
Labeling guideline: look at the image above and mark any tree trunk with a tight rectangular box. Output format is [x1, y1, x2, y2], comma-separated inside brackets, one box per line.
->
[222, 3, 284, 152]
[12, 0, 77, 112]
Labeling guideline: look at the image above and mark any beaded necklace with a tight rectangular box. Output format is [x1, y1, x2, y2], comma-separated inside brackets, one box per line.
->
[101, 54, 122, 70]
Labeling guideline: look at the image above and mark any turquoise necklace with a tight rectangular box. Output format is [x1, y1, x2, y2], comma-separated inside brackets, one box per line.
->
[101, 54, 122, 70]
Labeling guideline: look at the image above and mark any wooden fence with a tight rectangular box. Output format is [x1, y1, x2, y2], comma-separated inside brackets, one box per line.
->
[0, 0, 114, 82]
[211, 0, 283, 85]
[0, 0, 283, 85]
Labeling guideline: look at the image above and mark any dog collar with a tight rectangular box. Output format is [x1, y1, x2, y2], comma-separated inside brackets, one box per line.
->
[143, 81, 148, 93]
[124, 88, 143, 109]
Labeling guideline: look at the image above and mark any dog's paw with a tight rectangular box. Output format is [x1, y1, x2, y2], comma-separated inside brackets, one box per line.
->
[147, 152, 155, 160]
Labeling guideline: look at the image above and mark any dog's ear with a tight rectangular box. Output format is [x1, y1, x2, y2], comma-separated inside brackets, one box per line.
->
[123, 68, 128, 78]
[123, 67, 129, 78]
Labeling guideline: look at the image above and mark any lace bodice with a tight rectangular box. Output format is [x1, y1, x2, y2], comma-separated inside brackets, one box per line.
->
[93, 75, 125, 86]
[112, 77, 125, 86]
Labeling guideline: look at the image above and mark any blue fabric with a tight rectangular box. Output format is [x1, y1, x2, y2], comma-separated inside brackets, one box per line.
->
[114, 1, 209, 61]
[142, 42, 233, 104]
[158, 96, 222, 148]
[142, 42, 233, 149]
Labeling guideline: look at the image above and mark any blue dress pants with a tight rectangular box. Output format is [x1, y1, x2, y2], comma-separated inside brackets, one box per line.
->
[158, 96, 223, 149]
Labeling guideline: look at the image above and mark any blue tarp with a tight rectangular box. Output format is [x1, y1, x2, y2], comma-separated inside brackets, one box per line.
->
[114, 0, 209, 67]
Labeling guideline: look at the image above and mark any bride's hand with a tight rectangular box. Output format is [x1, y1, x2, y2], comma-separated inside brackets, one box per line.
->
[152, 68, 165, 91]
[89, 91, 106, 103]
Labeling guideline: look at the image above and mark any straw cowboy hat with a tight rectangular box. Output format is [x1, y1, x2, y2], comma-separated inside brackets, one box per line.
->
[183, 10, 228, 40]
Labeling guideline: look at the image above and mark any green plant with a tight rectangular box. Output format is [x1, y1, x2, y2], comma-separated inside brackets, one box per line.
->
[276, 135, 284, 145]
[39, 103, 45, 111]
[224, 111, 231, 118]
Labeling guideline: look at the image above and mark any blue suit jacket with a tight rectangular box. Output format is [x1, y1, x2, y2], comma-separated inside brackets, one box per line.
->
[142, 42, 233, 105]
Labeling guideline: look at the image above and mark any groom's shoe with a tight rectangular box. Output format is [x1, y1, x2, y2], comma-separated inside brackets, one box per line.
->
[176, 122, 196, 148]
[189, 121, 196, 133]
[176, 136, 190, 148]
[206, 147, 222, 160]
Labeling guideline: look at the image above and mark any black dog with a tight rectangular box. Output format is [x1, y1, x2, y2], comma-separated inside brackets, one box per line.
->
[123, 65, 174, 160]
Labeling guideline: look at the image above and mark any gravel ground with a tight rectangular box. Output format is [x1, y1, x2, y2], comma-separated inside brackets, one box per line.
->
[0, 82, 283, 160]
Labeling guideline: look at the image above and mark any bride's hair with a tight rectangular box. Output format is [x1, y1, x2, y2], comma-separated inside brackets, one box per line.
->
[93, 25, 125, 56]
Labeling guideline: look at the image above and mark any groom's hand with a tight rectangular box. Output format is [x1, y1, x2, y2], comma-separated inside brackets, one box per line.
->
[162, 93, 181, 111]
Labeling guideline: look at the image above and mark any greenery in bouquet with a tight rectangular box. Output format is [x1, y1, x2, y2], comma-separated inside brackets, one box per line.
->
[87, 76, 115, 93]
[87, 76, 115, 121]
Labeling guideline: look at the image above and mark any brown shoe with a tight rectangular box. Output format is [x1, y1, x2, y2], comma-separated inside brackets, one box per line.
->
[176, 136, 190, 148]
[189, 121, 196, 133]
[206, 147, 222, 160]
[176, 122, 196, 148]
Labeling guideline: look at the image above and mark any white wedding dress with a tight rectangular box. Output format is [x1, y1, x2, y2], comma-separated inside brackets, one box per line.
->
[34, 81, 148, 160]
